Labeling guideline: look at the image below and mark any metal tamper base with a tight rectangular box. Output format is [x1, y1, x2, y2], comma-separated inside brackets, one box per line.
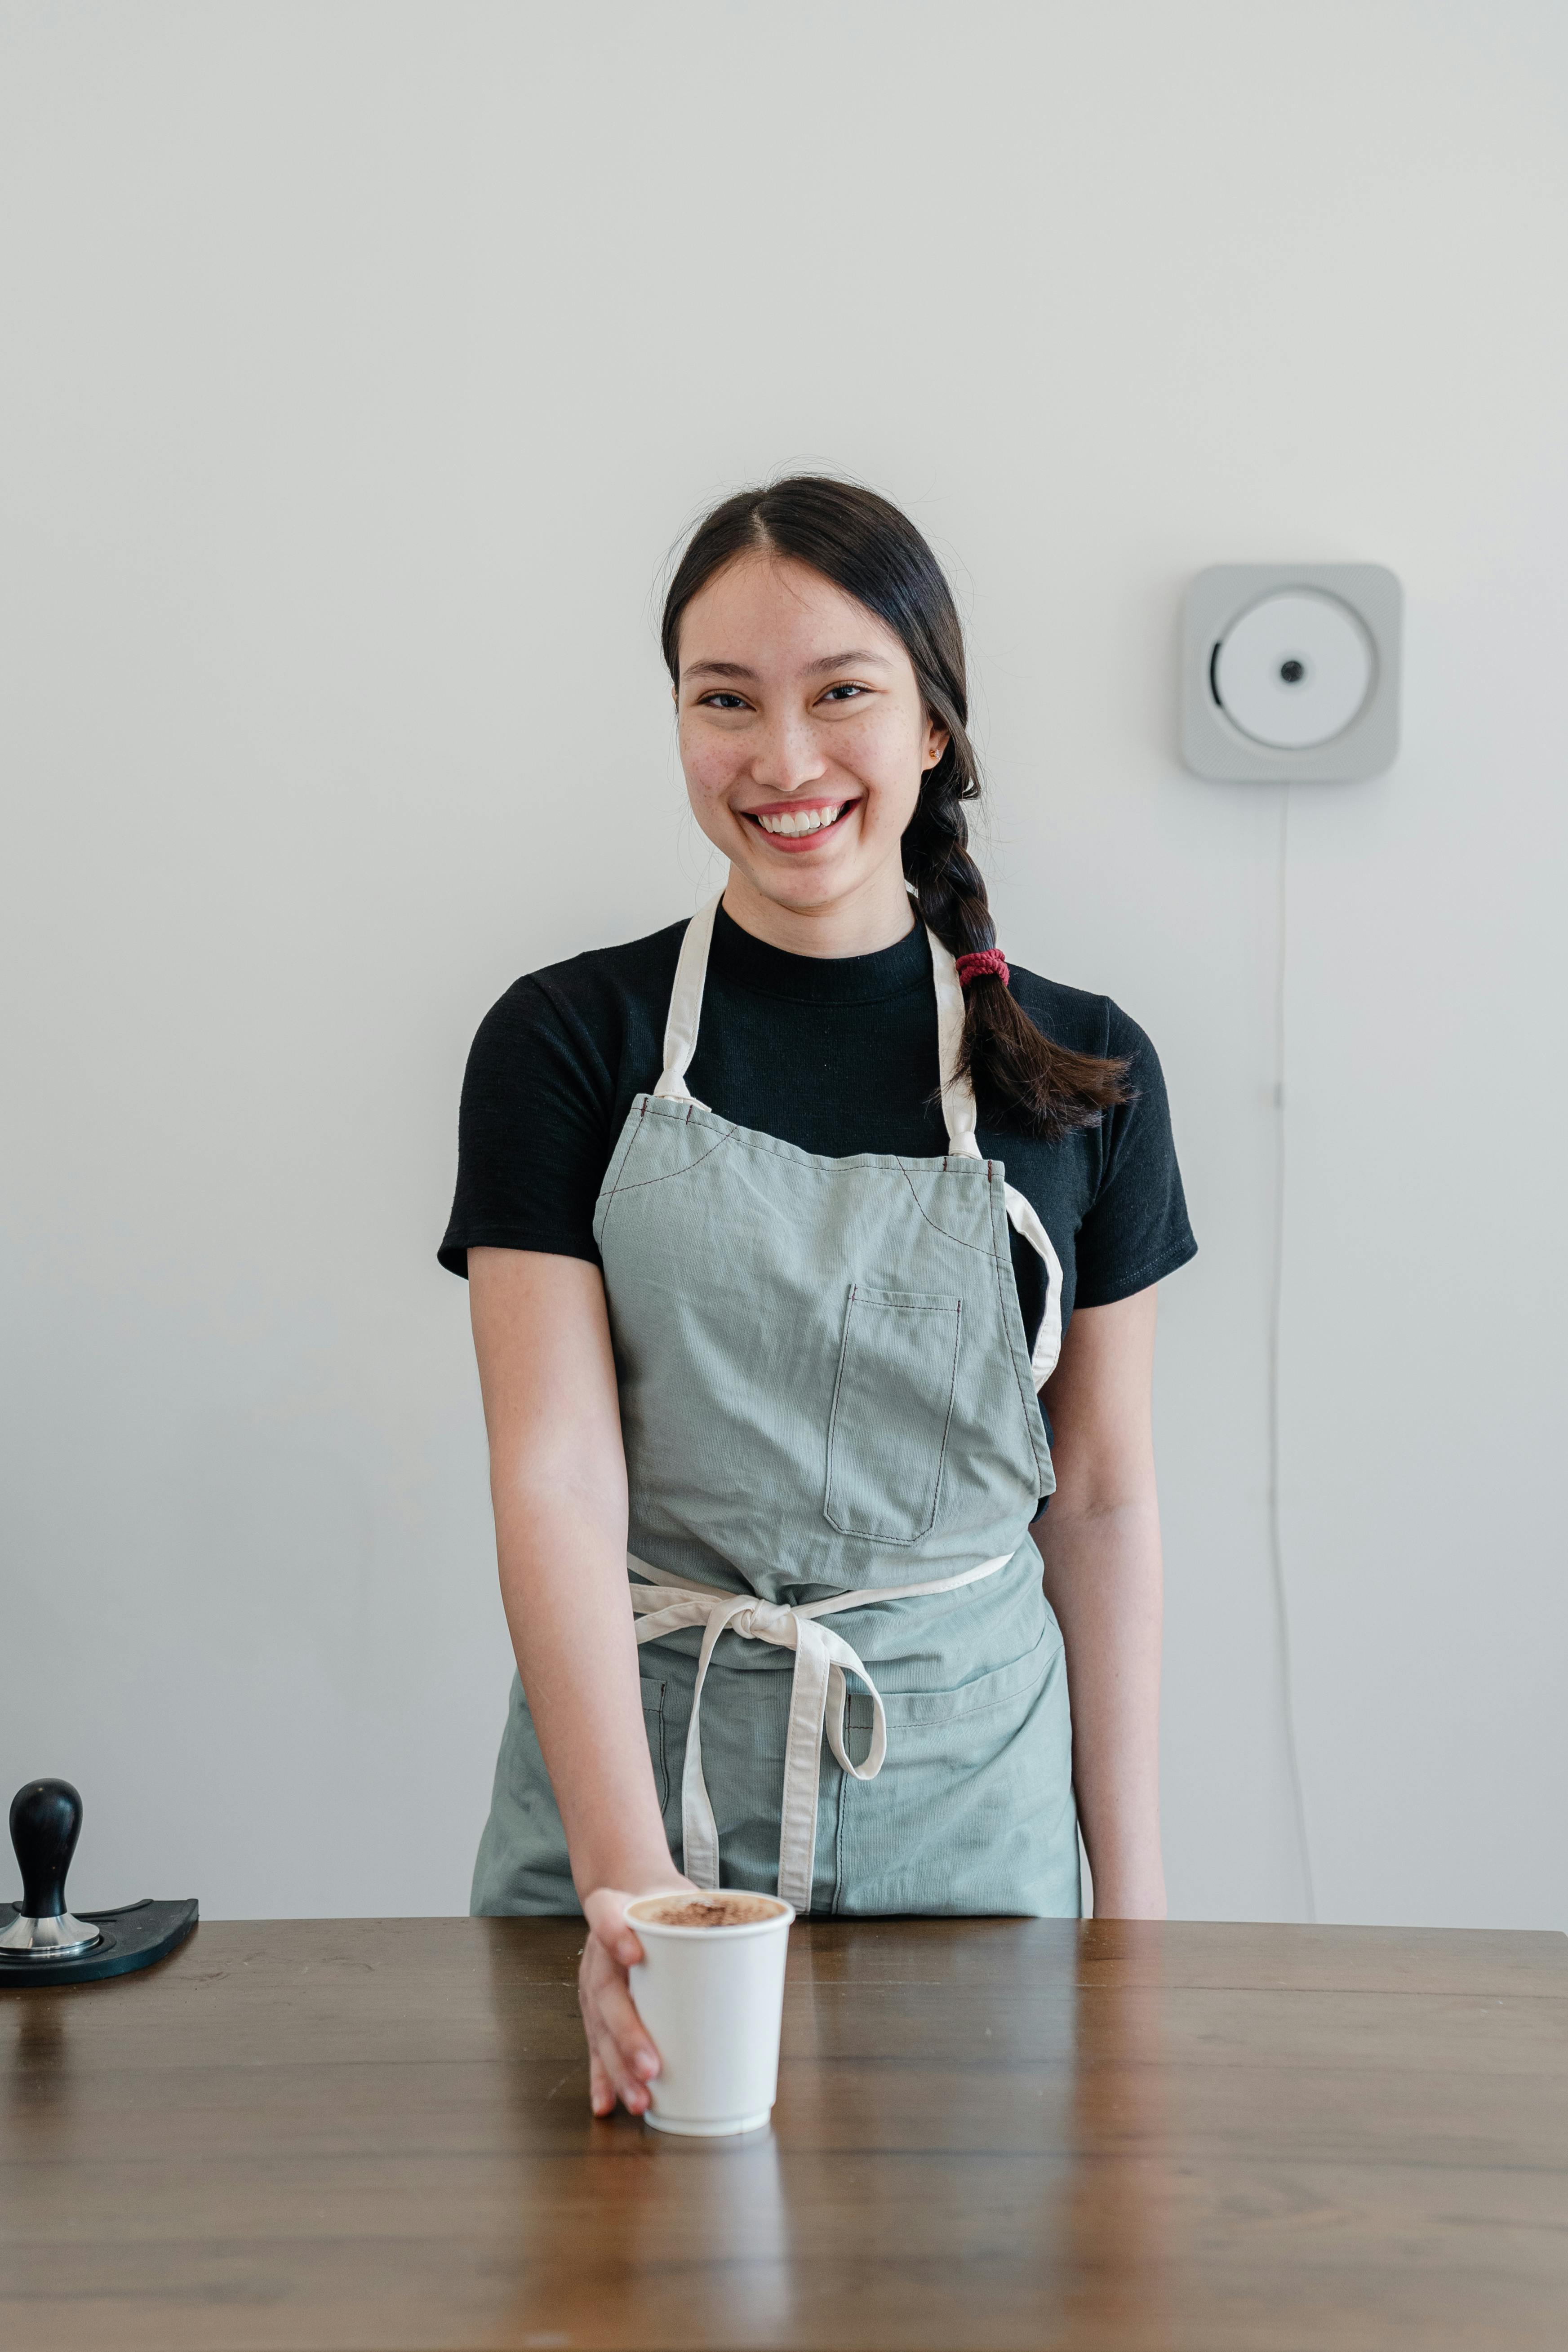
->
[0, 1905, 102, 1957]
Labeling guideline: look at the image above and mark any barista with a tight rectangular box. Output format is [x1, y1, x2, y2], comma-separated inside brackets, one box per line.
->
[440, 478, 1195, 2116]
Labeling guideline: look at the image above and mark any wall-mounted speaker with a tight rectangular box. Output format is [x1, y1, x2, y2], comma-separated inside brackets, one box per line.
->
[1181, 564, 1402, 782]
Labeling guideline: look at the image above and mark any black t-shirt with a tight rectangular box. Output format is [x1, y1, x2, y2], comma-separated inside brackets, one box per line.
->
[440, 906, 1196, 1360]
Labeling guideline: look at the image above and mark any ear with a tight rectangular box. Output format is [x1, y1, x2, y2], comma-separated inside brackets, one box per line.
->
[921, 715, 950, 772]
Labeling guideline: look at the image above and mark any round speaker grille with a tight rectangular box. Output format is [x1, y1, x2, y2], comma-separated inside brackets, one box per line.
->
[1214, 590, 1374, 749]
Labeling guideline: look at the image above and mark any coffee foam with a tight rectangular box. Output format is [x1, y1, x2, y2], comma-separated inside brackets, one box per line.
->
[630, 1893, 787, 1930]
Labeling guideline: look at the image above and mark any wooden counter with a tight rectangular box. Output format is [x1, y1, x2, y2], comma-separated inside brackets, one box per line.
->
[3, 1915, 1565, 2348]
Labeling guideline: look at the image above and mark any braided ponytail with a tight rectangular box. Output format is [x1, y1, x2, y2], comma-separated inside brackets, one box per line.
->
[901, 744, 1130, 1139]
[662, 476, 1130, 1140]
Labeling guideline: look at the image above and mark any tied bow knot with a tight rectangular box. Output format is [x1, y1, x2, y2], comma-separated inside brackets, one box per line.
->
[626, 1549, 1015, 1912]
[730, 1597, 795, 1644]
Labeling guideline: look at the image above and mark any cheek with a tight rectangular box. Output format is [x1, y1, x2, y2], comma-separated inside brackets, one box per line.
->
[678, 723, 742, 804]
[856, 721, 926, 826]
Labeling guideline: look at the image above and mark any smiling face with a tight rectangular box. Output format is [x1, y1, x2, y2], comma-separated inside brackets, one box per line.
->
[674, 550, 949, 954]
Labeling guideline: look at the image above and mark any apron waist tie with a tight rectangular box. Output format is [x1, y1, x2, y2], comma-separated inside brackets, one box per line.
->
[627, 1549, 1014, 1913]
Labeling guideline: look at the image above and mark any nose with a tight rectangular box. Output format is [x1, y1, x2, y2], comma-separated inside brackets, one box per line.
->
[750, 710, 827, 794]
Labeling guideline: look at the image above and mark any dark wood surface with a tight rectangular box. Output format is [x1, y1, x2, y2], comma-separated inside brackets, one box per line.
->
[3, 1914, 1566, 2350]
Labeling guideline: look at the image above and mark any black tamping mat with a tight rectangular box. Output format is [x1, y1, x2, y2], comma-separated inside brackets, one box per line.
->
[0, 1777, 198, 1988]
[0, 1896, 198, 1987]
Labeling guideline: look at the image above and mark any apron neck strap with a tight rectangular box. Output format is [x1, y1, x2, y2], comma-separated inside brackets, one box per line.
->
[926, 925, 982, 1157]
[653, 892, 721, 1101]
[655, 889, 982, 1154]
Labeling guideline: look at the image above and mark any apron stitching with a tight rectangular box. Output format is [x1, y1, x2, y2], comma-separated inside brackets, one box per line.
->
[880, 1655, 1053, 1723]
[640, 1680, 670, 1810]
[895, 1161, 999, 1259]
[597, 1097, 659, 1226]
[650, 1097, 984, 1186]
[604, 1124, 740, 1196]
[832, 1764, 850, 1915]
[591, 1096, 657, 1246]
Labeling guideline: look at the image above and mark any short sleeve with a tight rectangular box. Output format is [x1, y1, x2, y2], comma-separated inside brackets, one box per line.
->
[1071, 1010, 1197, 1309]
[437, 978, 615, 1278]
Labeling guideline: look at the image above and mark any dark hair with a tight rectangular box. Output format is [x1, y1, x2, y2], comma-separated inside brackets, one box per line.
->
[661, 476, 1129, 1140]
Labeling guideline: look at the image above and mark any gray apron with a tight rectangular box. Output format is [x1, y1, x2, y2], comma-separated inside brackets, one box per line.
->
[473, 895, 1081, 1917]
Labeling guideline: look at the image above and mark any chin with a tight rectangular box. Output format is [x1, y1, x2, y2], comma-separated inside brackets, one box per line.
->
[743, 856, 860, 909]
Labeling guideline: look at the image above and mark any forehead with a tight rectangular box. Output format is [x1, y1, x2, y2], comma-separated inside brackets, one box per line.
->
[678, 551, 908, 676]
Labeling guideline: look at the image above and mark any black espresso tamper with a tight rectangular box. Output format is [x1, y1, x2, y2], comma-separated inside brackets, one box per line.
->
[0, 1779, 103, 1958]
[1, 1777, 198, 1987]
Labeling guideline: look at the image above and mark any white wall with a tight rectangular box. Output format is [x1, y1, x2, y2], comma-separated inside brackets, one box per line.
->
[2, 1, 1564, 1926]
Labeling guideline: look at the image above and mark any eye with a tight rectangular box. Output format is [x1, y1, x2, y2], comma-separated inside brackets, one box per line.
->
[819, 682, 870, 704]
[696, 691, 750, 711]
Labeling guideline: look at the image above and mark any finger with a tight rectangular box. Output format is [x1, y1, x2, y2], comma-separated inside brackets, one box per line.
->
[582, 1982, 635, 2115]
[580, 1933, 657, 2075]
[595, 1970, 661, 2081]
[587, 2015, 651, 2115]
[586, 1988, 656, 2102]
[598, 1917, 644, 1971]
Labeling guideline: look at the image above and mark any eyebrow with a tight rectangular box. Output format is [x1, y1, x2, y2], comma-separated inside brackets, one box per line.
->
[681, 648, 893, 682]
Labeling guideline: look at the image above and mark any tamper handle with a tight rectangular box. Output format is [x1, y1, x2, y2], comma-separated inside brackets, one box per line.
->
[10, 1779, 84, 1921]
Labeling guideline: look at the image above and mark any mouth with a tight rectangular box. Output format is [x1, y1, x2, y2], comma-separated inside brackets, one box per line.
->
[739, 797, 859, 848]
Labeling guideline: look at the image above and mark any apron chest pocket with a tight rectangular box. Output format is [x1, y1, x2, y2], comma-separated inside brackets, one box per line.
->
[824, 1284, 962, 1544]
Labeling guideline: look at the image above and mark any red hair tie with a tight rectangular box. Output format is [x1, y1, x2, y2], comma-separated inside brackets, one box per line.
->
[954, 948, 1010, 990]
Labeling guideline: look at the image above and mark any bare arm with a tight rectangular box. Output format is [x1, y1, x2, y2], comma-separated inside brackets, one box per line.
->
[468, 1247, 689, 2111]
[1031, 1286, 1166, 1919]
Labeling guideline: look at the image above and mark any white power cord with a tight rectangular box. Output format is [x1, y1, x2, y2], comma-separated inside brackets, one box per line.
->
[1269, 781, 1318, 1922]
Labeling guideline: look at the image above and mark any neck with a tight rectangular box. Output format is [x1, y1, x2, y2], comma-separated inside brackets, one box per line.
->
[721, 862, 916, 960]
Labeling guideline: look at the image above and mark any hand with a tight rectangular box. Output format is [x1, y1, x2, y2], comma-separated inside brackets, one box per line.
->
[579, 1878, 693, 2117]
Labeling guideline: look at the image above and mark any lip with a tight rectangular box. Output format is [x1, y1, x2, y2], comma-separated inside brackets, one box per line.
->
[736, 796, 862, 853]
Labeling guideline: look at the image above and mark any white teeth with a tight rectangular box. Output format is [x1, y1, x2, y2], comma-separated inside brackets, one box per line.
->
[755, 803, 848, 836]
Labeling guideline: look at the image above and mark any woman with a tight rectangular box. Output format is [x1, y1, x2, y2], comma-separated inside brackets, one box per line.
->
[440, 479, 1195, 2118]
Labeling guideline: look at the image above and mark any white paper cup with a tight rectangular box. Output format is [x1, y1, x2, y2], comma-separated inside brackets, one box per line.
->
[625, 1893, 794, 2136]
